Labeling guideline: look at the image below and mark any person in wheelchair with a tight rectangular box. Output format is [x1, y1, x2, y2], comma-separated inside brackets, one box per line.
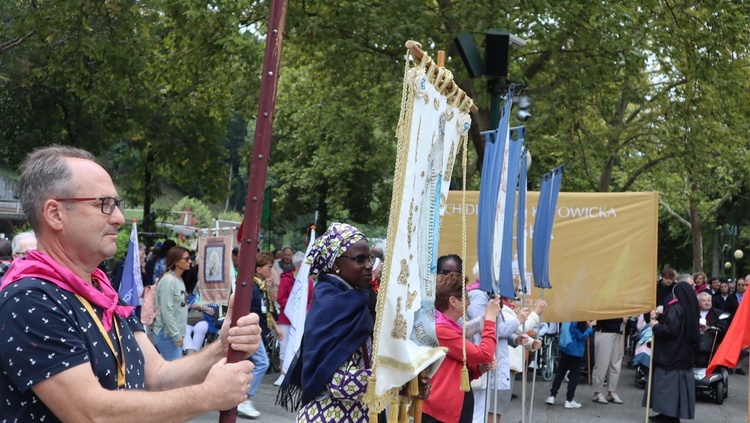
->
[696, 292, 729, 367]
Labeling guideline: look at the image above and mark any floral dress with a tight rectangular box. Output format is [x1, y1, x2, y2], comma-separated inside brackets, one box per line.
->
[296, 339, 372, 423]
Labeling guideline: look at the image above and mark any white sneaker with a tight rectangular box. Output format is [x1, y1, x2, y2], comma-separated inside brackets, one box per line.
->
[545, 396, 555, 405]
[273, 374, 285, 386]
[564, 400, 582, 409]
[237, 400, 260, 418]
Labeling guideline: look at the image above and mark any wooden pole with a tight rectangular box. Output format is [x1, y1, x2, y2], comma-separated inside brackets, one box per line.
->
[436, 50, 446, 67]
[404, 40, 479, 113]
[644, 332, 655, 423]
[218, 0, 288, 421]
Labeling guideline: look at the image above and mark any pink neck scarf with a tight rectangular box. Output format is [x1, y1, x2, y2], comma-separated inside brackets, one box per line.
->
[435, 309, 463, 335]
[1, 250, 133, 331]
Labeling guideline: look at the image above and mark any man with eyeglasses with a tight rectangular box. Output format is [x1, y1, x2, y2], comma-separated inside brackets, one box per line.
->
[0, 145, 262, 422]
[737, 276, 747, 304]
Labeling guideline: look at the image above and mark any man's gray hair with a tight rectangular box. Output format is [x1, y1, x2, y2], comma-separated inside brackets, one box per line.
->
[292, 251, 305, 268]
[20, 145, 95, 230]
[676, 273, 694, 285]
[697, 291, 712, 301]
[11, 231, 36, 254]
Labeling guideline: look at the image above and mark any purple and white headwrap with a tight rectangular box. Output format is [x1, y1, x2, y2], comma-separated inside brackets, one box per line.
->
[306, 223, 366, 274]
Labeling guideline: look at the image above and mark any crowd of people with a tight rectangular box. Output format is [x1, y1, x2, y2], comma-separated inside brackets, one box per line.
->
[0, 144, 747, 423]
[0, 145, 261, 422]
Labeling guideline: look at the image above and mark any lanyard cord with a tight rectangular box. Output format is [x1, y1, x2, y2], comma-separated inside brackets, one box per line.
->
[76, 295, 126, 389]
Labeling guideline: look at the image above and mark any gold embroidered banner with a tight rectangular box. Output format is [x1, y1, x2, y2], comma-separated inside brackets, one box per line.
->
[367, 44, 475, 412]
[439, 190, 658, 322]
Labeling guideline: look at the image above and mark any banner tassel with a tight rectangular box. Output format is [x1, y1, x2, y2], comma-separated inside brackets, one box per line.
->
[364, 374, 377, 405]
[460, 364, 471, 392]
[409, 376, 419, 397]
[399, 396, 409, 423]
[388, 397, 400, 423]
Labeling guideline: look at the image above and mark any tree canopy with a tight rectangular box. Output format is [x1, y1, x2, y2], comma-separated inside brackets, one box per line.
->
[3, 0, 750, 269]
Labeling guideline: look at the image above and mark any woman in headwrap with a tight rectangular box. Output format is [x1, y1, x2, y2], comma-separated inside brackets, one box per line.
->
[278, 223, 377, 423]
[643, 281, 700, 423]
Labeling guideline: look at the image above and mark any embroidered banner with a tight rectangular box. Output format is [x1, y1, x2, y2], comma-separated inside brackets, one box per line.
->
[367, 44, 474, 411]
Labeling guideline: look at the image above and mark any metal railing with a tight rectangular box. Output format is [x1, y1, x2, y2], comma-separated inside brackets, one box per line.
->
[0, 200, 24, 218]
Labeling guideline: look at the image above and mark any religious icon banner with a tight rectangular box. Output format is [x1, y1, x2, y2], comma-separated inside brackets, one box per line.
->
[197, 234, 233, 305]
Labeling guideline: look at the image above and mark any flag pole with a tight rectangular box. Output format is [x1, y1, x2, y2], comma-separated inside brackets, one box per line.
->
[219, 0, 288, 421]
[644, 327, 655, 423]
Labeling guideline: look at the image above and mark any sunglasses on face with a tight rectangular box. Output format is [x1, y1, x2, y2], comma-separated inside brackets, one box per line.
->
[438, 269, 462, 275]
[339, 254, 375, 265]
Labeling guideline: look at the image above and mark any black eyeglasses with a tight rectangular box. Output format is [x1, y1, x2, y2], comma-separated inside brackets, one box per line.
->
[438, 269, 462, 275]
[339, 254, 375, 265]
[54, 197, 125, 215]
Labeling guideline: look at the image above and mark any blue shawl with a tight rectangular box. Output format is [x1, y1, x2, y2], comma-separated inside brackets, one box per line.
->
[277, 272, 374, 409]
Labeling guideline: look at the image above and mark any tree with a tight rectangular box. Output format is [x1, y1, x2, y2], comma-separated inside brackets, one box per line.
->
[1, 0, 265, 231]
[172, 197, 213, 228]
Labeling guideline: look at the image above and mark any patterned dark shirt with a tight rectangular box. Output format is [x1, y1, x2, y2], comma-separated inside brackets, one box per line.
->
[0, 260, 11, 281]
[0, 278, 146, 422]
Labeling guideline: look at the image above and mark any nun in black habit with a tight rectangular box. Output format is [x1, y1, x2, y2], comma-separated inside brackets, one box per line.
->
[643, 281, 700, 422]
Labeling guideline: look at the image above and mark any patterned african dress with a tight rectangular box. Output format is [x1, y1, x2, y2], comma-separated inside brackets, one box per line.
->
[296, 339, 372, 423]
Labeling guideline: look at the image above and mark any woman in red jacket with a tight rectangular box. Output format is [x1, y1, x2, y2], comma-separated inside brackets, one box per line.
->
[422, 272, 503, 423]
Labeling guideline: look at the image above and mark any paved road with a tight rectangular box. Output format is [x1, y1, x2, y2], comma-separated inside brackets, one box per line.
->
[191, 361, 749, 422]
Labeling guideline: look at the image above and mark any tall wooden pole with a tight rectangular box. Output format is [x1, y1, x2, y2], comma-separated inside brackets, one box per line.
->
[218, 0, 288, 421]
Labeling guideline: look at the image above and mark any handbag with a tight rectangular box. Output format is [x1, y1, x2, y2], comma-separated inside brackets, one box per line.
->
[470, 372, 488, 389]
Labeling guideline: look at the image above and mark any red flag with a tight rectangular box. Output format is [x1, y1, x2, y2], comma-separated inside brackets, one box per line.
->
[707, 297, 750, 374]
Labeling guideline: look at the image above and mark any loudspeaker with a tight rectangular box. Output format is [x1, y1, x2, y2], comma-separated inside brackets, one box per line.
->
[484, 29, 509, 78]
[454, 32, 484, 79]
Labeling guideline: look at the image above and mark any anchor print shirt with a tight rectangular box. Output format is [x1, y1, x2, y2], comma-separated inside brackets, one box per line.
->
[0, 278, 146, 422]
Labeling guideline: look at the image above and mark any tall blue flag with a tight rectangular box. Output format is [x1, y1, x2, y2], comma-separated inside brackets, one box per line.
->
[499, 127, 524, 296]
[478, 85, 515, 295]
[118, 222, 143, 306]
[516, 147, 529, 293]
[531, 166, 564, 289]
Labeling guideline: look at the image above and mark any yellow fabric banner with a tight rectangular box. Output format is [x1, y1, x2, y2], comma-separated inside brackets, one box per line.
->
[439, 191, 658, 322]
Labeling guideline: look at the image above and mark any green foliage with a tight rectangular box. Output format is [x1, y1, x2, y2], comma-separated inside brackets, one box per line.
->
[172, 197, 213, 228]
[218, 211, 243, 222]
[1, 0, 265, 231]
[114, 230, 131, 262]
[4, 0, 750, 271]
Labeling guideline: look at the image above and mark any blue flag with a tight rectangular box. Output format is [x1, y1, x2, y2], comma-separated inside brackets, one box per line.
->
[118, 222, 143, 306]
[516, 147, 529, 293]
[478, 85, 515, 295]
[531, 166, 564, 289]
[499, 127, 524, 297]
